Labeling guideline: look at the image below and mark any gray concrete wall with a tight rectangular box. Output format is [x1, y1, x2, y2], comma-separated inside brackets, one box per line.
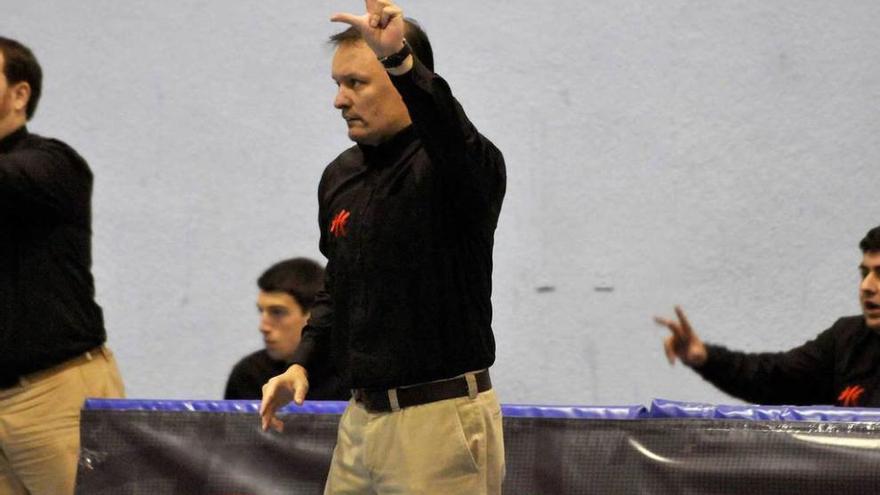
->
[4, 1, 878, 405]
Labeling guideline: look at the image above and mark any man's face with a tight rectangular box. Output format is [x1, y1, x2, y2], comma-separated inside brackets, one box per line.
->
[0, 54, 14, 128]
[860, 251, 880, 330]
[331, 41, 411, 146]
[0, 52, 28, 139]
[257, 291, 309, 361]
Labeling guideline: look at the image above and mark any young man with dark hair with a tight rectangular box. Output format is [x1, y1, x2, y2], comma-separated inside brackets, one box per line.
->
[656, 225, 880, 407]
[260, 1, 507, 493]
[0, 37, 124, 495]
[225, 258, 348, 400]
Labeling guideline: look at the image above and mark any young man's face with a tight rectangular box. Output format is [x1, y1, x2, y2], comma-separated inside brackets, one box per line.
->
[0, 54, 14, 132]
[860, 251, 880, 329]
[331, 40, 411, 146]
[0, 52, 28, 139]
[257, 291, 309, 361]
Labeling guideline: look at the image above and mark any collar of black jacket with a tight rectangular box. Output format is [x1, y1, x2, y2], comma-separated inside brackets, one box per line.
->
[358, 125, 417, 167]
[0, 125, 28, 154]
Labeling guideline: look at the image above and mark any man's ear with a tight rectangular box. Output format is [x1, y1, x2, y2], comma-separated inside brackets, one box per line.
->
[11, 81, 31, 114]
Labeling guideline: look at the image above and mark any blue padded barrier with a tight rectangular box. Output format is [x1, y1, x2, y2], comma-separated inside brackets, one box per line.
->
[83, 399, 649, 420]
[83, 398, 350, 414]
[85, 398, 880, 421]
[649, 397, 721, 418]
[650, 398, 880, 422]
[499, 403, 648, 419]
[76, 397, 880, 494]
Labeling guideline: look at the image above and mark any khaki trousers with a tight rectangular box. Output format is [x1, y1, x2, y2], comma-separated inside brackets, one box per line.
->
[0, 347, 125, 495]
[324, 388, 505, 495]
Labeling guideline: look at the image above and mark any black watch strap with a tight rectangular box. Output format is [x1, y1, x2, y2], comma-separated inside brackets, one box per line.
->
[379, 40, 412, 69]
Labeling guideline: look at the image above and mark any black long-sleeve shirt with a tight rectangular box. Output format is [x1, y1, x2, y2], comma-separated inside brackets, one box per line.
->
[224, 349, 349, 400]
[694, 315, 880, 407]
[291, 59, 506, 390]
[0, 126, 106, 387]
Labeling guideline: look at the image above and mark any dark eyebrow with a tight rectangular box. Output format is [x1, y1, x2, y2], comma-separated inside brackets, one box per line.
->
[265, 304, 287, 310]
[332, 70, 368, 82]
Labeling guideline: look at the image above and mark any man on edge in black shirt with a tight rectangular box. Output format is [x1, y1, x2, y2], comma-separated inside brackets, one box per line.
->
[655, 225, 880, 407]
[260, 1, 506, 493]
[0, 37, 124, 495]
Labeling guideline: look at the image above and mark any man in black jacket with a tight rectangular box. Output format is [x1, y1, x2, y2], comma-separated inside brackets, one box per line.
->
[224, 258, 348, 401]
[260, 1, 506, 493]
[0, 37, 124, 495]
[656, 225, 880, 407]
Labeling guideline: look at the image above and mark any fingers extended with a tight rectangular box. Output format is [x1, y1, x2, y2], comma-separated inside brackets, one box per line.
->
[674, 305, 694, 336]
[330, 12, 364, 28]
[379, 5, 403, 28]
[663, 337, 677, 365]
[654, 315, 686, 341]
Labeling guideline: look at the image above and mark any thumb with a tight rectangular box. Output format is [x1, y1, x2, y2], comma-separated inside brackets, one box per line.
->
[330, 12, 365, 28]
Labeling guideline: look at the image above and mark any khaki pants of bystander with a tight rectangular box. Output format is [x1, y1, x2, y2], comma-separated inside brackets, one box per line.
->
[324, 387, 504, 495]
[0, 346, 125, 495]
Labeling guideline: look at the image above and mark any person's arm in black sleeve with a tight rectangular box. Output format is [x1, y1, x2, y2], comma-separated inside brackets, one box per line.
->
[655, 305, 835, 405]
[290, 271, 334, 373]
[693, 330, 835, 405]
[390, 60, 504, 209]
[331, 1, 505, 217]
[0, 139, 90, 218]
[259, 176, 335, 431]
[290, 166, 336, 374]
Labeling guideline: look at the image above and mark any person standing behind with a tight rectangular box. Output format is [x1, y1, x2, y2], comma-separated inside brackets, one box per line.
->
[0, 37, 124, 495]
[225, 258, 349, 400]
[260, 1, 507, 493]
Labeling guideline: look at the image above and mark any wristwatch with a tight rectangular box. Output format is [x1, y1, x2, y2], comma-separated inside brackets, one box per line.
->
[379, 40, 412, 69]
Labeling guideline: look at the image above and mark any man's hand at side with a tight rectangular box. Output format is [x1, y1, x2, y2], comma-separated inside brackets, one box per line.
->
[259, 364, 309, 432]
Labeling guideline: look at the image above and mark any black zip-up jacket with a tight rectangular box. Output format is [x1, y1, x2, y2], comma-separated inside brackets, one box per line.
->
[694, 315, 880, 407]
[0, 126, 106, 387]
[292, 59, 506, 390]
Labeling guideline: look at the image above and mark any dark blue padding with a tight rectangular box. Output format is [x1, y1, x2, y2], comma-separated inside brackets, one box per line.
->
[85, 398, 880, 421]
[82, 399, 647, 419]
[500, 404, 648, 419]
[83, 399, 349, 414]
[650, 398, 880, 421]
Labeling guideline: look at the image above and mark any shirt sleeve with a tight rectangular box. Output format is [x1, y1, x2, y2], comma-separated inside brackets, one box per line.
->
[389, 59, 506, 220]
[0, 142, 90, 218]
[290, 177, 335, 372]
[692, 325, 837, 405]
[290, 273, 334, 373]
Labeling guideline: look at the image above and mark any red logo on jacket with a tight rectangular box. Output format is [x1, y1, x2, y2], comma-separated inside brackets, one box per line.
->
[838, 385, 865, 407]
[330, 209, 351, 238]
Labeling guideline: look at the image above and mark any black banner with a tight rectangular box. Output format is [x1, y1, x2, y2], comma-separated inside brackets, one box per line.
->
[76, 401, 880, 494]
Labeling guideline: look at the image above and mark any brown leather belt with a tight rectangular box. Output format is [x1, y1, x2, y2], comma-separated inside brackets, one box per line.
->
[352, 369, 492, 413]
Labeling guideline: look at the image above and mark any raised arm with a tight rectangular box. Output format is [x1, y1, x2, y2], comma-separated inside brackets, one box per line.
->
[654, 306, 836, 405]
[654, 306, 708, 367]
[331, 0, 505, 215]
